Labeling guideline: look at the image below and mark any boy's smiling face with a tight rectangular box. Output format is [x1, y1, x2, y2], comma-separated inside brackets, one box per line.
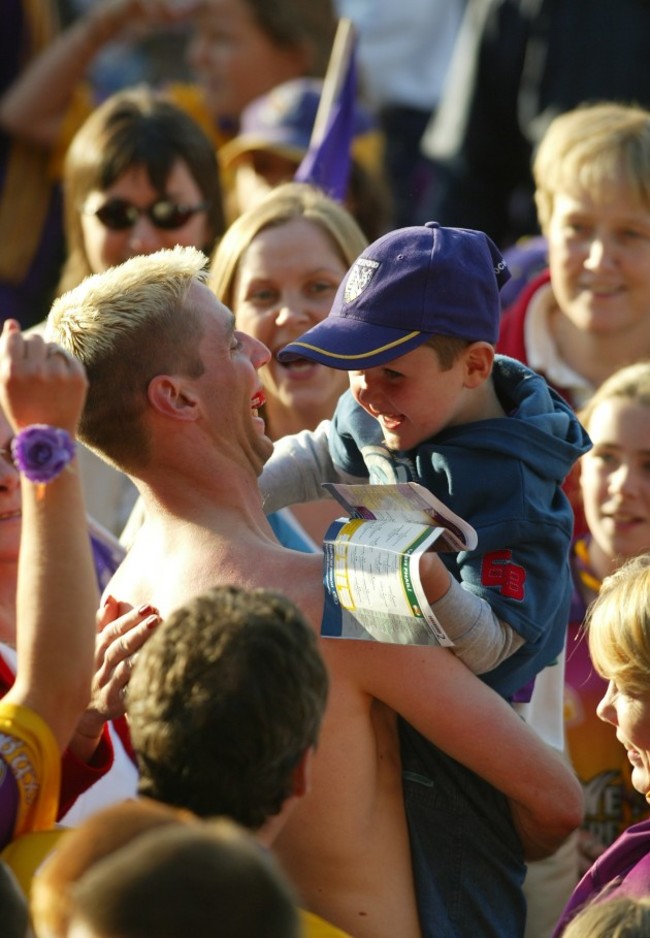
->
[349, 344, 475, 452]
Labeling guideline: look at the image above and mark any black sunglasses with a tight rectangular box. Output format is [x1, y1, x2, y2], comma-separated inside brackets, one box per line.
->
[85, 197, 209, 231]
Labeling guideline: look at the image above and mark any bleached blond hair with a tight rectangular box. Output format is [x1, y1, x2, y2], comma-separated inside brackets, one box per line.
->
[47, 246, 211, 471]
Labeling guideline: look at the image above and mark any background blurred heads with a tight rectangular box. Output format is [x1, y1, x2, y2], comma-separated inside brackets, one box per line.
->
[578, 361, 650, 579]
[187, 0, 337, 124]
[218, 77, 391, 240]
[534, 103, 650, 343]
[67, 820, 301, 938]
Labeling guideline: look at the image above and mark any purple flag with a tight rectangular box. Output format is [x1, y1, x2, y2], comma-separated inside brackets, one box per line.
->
[294, 33, 357, 202]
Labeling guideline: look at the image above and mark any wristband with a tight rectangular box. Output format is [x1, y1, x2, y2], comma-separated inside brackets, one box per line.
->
[11, 425, 76, 484]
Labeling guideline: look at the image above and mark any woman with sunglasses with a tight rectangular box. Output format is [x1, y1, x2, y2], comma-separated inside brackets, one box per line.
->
[51, 85, 226, 536]
[57, 84, 225, 296]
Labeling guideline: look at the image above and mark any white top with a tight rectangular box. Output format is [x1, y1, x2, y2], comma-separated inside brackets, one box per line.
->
[523, 279, 594, 410]
[335, 0, 466, 110]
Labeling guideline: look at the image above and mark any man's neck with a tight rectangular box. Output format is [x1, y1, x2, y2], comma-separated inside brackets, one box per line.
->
[137, 440, 266, 515]
[255, 812, 290, 850]
[136, 459, 280, 550]
[456, 376, 507, 426]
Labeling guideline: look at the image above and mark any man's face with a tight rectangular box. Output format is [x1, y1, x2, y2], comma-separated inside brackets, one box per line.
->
[188, 282, 274, 474]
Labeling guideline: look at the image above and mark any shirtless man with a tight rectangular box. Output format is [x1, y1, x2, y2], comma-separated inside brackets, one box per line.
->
[47, 246, 583, 938]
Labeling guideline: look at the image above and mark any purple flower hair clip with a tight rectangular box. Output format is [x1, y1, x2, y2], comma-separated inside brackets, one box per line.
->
[11, 424, 76, 486]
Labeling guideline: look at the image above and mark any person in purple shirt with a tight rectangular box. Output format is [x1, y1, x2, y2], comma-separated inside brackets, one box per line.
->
[554, 554, 650, 936]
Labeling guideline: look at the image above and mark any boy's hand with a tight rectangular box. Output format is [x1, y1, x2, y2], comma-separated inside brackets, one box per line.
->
[0, 319, 88, 433]
[419, 551, 454, 604]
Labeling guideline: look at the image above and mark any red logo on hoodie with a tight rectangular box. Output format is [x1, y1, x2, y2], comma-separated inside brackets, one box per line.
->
[481, 550, 526, 600]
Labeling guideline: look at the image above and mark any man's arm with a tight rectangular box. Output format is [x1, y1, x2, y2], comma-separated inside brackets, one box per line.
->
[336, 638, 583, 858]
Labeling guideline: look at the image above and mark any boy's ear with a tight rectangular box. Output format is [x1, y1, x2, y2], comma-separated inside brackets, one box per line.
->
[463, 342, 495, 388]
[147, 374, 201, 421]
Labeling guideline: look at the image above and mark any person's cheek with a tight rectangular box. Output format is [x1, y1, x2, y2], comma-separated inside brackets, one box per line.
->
[100, 232, 129, 270]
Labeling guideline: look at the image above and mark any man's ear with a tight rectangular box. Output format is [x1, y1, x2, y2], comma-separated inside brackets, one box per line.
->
[463, 342, 495, 388]
[147, 375, 200, 421]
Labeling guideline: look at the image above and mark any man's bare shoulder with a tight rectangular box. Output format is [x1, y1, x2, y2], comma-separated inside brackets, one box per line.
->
[108, 523, 324, 617]
[255, 545, 324, 625]
[112, 519, 455, 709]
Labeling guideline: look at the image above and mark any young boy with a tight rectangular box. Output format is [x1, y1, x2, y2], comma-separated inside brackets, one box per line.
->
[265, 220, 590, 698]
[262, 221, 591, 934]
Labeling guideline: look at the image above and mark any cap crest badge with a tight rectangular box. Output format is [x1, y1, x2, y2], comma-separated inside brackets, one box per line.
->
[344, 258, 379, 303]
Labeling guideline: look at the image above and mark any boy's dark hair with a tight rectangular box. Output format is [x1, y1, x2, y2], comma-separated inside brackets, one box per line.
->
[422, 335, 474, 370]
[128, 586, 329, 829]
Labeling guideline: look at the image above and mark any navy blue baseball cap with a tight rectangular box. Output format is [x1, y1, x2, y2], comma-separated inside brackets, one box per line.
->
[278, 221, 511, 369]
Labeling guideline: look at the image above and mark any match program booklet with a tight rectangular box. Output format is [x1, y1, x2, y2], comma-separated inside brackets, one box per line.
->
[321, 482, 477, 646]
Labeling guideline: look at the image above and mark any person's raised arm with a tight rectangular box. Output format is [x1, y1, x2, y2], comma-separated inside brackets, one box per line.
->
[0, 0, 199, 147]
[0, 320, 96, 751]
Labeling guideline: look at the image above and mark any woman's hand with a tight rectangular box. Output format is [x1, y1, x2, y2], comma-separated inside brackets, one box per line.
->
[0, 320, 87, 434]
[69, 596, 161, 762]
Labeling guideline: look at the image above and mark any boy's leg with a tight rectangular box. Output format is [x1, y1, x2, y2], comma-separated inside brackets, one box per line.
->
[399, 718, 527, 938]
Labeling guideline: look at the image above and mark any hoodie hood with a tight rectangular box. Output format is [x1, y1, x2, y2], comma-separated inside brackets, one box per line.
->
[447, 355, 592, 483]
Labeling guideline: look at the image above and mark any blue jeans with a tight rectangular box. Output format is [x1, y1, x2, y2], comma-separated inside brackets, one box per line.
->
[399, 718, 527, 938]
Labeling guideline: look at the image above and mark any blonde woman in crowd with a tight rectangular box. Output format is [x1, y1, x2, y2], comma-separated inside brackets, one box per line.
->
[210, 182, 367, 548]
